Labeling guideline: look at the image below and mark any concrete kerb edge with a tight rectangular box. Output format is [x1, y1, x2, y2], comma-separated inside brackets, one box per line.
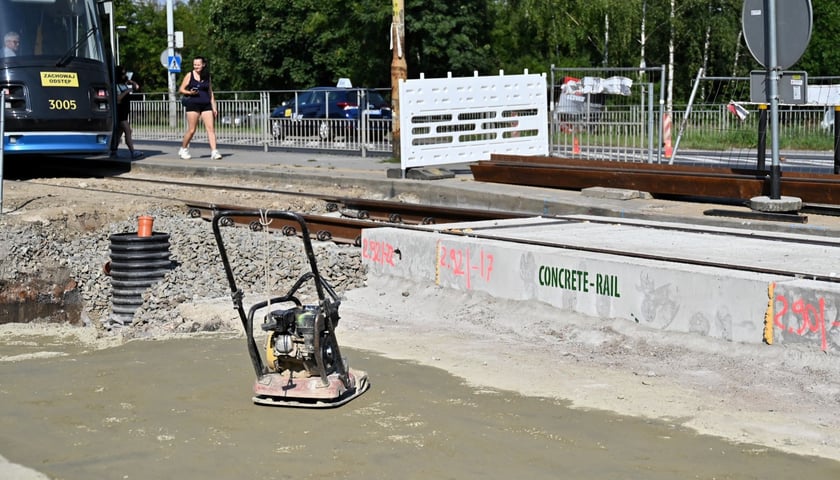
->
[127, 161, 585, 214]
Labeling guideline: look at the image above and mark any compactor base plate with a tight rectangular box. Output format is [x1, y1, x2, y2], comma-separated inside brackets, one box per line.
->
[252, 368, 369, 408]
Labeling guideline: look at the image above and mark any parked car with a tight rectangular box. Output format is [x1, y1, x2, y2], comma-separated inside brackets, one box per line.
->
[220, 106, 263, 128]
[270, 83, 392, 141]
[220, 113, 251, 128]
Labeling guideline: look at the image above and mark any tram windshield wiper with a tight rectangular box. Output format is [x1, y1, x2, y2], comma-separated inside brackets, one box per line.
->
[55, 27, 97, 67]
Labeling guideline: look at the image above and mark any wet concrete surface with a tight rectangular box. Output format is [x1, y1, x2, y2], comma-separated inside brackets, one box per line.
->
[1, 336, 839, 479]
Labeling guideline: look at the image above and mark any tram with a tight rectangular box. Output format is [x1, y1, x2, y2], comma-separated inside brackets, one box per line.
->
[1, 0, 114, 155]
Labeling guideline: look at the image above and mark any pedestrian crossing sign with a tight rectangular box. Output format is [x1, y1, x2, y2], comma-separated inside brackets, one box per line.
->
[168, 55, 181, 73]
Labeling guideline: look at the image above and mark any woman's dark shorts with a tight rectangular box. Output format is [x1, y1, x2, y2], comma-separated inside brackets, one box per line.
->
[185, 102, 213, 113]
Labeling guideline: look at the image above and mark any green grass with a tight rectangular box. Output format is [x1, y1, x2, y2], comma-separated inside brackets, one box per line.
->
[560, 126, 835, 152]
[678, 129, 834, 151]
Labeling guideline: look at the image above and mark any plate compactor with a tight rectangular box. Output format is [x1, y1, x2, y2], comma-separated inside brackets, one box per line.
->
[212, 210, 369, 408]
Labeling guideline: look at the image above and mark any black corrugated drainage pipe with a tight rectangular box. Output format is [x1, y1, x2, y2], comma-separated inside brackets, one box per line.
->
[107, 231, 172, 326]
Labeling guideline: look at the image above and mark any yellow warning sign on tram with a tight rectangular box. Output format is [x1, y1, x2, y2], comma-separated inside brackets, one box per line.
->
[40, 72, 79, 87]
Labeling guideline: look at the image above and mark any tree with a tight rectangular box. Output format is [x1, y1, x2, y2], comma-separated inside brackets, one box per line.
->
[204, 0, 391, 91]
[797, 0, 840, 77]
[109, 0, 211, 93]
[405, 0, 496, 78]
[113, 0, 840, 103]
[112, 1, 168, 92]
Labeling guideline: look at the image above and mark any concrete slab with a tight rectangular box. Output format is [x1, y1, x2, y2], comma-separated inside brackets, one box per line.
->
[362, 215, 840, 353]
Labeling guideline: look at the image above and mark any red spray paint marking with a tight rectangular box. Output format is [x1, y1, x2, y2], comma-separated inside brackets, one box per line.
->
[361, 239, 397, 267]
[438, 244, 494, 290]
[774, 295, 840, 351]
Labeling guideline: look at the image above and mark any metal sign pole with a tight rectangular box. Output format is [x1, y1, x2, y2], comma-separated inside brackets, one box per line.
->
[766, 0, 781, 199]
[742, 0, 811, 211]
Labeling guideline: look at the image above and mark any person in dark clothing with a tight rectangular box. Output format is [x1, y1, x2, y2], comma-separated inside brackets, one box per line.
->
[110, 65, 143, 158]
[177, 56, 222, 160]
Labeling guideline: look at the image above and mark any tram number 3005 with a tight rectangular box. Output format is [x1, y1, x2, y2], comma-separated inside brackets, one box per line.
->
[48, 99, 78, 110]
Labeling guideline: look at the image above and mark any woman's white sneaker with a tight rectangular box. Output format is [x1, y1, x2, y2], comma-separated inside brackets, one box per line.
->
[178, 147, 191, 160]
[211, 150, 222, 160]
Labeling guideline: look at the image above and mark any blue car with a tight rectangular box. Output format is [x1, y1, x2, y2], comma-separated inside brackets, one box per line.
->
[270, 85, 392, 141]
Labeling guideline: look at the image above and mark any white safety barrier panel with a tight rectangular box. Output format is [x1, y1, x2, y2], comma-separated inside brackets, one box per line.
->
[398, 71, 548, 171]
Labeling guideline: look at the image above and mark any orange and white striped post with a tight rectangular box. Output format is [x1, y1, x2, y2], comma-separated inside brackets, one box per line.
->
[663, 112, 673, 158]
[572, 136, 580, 155]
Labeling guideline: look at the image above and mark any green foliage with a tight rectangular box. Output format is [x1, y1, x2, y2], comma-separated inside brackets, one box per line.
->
[112, 1, 168, 92]
[798, 0, 840, 77]
[405, 0, 496, 77]
[114, 0, 840, 100]
[201, 0, 393, 91]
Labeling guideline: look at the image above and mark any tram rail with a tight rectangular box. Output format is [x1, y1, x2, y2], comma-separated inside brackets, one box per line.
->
[188, 197, 840, 284]
[184, 199, 528, 246]
[472, 154, 840, 205]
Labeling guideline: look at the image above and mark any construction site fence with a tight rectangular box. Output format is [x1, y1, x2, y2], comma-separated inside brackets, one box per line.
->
[126, 84, 839, 165]
[549, 69, 840, 168]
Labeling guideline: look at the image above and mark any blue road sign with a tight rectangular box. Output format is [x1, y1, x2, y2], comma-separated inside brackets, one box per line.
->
[168, 55, 182, 73]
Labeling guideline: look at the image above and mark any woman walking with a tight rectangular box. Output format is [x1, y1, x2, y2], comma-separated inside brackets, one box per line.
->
[178, 56, 222, 160]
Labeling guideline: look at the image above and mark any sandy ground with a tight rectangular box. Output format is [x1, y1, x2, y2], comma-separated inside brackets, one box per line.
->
[338, 276, 840, 462]
[2, 175, 840, 478]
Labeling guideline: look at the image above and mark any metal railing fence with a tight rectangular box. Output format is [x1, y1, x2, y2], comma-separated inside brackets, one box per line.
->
[128, 89, 394, 156]
[671, 104, 830, 143]
[668, 74, 839, 168]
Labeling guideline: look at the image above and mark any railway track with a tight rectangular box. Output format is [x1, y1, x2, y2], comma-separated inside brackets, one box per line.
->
[184, 199, 528, 246]
[95, 176, 531, 245]
[13, 175, 527, 246]
[105, 176, 528, 224]
[186, 198, 840, 284]
[472, 154, 840, 206]
[16, 171, 840, 282]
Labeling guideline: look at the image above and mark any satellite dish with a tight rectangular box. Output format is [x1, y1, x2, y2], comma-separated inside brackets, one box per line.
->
[742, 0, 812, 69]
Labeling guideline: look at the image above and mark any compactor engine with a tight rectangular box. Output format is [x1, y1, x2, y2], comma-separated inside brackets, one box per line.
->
[264, 306, 337, 378]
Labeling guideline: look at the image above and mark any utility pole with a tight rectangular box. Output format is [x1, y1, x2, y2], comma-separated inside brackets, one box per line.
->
[639, 0, 647, 80]
[603, 13, 609, 66]
[667, 0, 674, 115]
[166, 0, 177, 128]
[390, 0, 407, 161]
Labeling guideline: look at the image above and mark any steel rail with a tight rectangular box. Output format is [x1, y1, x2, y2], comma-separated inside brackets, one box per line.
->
[185, 198, 528, 246]
[472, 154, 840, 205]
[187, 202, 374, 246]
[189, 200, 840, 284]
[325, 197, 529, 224]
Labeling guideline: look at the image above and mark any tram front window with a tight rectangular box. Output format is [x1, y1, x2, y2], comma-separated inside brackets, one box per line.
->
[1, 0, 104, 62]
